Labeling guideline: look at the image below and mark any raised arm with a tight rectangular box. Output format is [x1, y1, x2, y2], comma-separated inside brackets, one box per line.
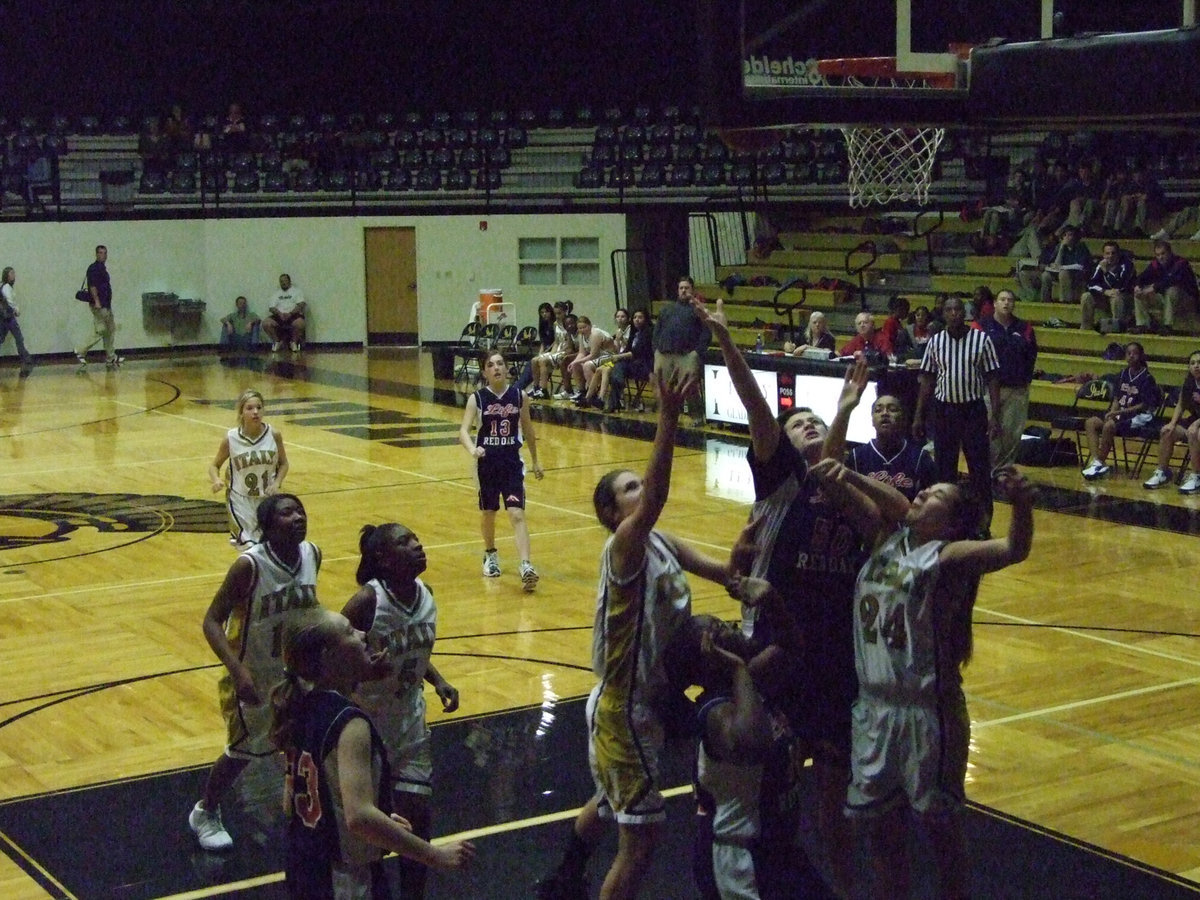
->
[808, 458, 889, 545]
[690, 294, 780, 459]
[700, 627, 772, 763]
[610, 370, 691, 578]
[823, 354, 871, 462]
[940, 466, 1035, 576]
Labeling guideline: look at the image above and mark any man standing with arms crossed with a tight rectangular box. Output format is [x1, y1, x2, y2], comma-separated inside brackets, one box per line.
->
[76, 245, 122, 371]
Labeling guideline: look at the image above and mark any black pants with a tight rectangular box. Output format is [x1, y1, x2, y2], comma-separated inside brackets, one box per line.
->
[930, 398, 993, 529]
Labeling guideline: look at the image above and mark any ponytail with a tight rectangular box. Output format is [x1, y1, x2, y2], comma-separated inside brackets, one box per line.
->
[268, 611, 335, 752]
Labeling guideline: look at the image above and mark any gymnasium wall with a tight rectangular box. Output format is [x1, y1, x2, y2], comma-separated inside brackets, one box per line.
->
[0, 212, 627, 358]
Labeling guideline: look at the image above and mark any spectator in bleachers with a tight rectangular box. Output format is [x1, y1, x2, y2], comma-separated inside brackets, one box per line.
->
[1142, 349, 1200, 494]
[221, 102, 249, 154]
[973, 289, 1038, 472]
[1038, 225, 1091, 304]
[1132, 240, 1199, 334]
[1151, 203, 1200, 242]
[971, 285, 995, 321]
[978, 169, 1032, 255]
[1104, 166, 1164, 238]
[1081, 240, 1134, 333]
[219, 295, 260, 352]
[163, 104, 193, 154]
[1011, 222, 1056, 299]
[840, 311, 889, 359]
[878, 295, 914, 358]
[1051, 159, 1102, 232]
[138, 117, 170, 176]
[1082, 341, 1161, 480]
[783, 309, 836, 356]
[907, 305, 934, 347]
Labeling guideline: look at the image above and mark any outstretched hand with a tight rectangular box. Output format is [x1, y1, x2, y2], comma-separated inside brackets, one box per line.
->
[690, 295, 728, 332]
[838, 353, 871, 415]
[654, 368, 694, 418]
[994, 465, 1037, 505]
[809, 457, 844, 484]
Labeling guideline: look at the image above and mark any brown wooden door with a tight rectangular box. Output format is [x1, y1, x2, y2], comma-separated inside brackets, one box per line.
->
[364, 226, 417, 344]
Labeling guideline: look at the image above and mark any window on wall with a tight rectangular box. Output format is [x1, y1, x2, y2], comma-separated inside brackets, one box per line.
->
[518, 236, 600, 286]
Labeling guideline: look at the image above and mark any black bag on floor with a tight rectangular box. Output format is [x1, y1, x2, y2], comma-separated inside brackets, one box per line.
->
[1016, 426, 1077, 467]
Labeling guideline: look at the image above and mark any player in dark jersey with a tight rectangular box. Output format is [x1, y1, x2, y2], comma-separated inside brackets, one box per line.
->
[844, 393, 937, 502]
[269, 610, 473, 899]
[694, 298, 864, 897]
[459, 351, 544, 590]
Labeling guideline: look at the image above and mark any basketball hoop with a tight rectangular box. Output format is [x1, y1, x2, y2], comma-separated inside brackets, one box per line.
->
[840, 126, 946, 208]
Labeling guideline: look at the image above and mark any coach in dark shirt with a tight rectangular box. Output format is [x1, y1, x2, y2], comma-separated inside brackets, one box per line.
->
[654, 275, 711, 424]
[913, 295, 1001, 528]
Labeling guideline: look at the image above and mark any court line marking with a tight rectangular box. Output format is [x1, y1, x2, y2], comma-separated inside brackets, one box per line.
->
[0, 827, 78, 900]
[150, 785, 694, 900]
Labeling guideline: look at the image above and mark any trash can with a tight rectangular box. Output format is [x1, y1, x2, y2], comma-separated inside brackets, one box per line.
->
[430, 345, 455, 379]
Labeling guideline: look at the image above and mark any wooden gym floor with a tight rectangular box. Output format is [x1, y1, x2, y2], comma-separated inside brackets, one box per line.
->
[0, 348, 1199, 898]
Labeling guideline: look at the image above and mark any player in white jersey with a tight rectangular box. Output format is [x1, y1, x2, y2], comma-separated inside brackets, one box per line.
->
[809, 452, 1035, 900]
[209, 388, 289, 549]
[188, 493, 321, 852]
[537, 370, 736, 900]
[344, 522, 458, 900]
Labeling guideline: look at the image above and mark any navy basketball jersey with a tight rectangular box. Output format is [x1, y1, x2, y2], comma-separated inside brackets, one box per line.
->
[284, 689, 391, 899]
[847, 439, 937, 502]
[474, 384, 523, 461]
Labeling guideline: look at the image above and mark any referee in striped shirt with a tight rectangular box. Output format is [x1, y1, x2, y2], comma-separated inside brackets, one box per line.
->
[912, 296, 1002, 529]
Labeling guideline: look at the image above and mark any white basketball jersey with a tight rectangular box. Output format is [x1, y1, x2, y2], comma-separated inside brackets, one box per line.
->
[226, 540, 321, 693]
[853, 527, 946, 703]
[592, 530, 692, 706]
[355, 578, 438, 751]
[227, 425, 279, 498]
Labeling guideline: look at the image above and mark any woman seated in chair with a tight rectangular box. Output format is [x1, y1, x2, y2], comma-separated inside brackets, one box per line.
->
[606, 309, 653, 413]
[1143, 349, 1200, 494]
[578, 308, 630, 409]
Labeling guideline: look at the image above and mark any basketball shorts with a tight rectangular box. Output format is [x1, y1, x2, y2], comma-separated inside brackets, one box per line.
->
[845, 690, 969, 819]
[587, 685, 667, 825]
[219, 671, 277, 758]
[477, 456, 525, 511]
[227, 490, 262, 545]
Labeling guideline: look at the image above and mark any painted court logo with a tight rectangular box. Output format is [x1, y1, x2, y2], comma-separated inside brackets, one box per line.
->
[0, 493, 227, 558]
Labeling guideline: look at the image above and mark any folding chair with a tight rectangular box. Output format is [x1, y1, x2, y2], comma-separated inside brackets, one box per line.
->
[452, 321, 481, 380]
[1048, 377, 1114, 467]
[1118, 386, 1177, 478]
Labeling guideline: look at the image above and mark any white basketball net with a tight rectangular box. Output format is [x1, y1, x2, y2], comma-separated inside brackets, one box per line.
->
[840, 126, 946, 208]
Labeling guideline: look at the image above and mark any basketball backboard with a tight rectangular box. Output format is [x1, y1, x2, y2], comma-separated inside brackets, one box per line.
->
[740, 0, 1051, 99]
[705, 0, 1195, 129]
